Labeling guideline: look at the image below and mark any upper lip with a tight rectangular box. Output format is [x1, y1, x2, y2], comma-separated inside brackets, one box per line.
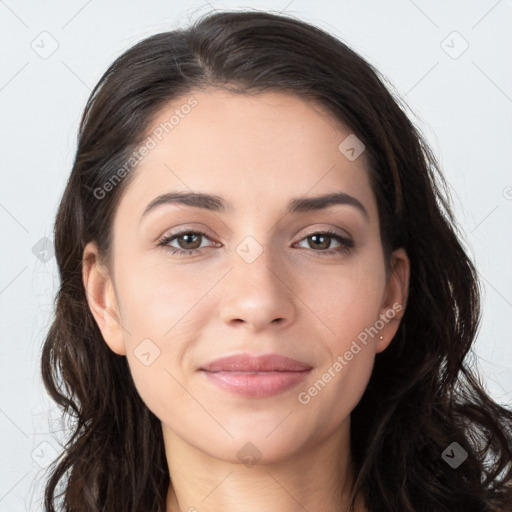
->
[200, 353, 312, 372]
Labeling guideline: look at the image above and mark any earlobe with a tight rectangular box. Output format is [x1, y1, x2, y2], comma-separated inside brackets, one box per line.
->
[82, 242, 126, 356]
[376, 247, 410, 353]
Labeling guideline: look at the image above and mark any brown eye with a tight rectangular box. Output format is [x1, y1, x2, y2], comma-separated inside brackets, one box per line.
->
[175, 232, 203, 250]
[158, 230, 217, 256]
[295, 230, 354, 256]
[306, 234, 332, 250]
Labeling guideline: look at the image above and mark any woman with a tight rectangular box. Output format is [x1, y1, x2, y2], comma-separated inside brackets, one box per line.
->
[41, 9, 512, 512]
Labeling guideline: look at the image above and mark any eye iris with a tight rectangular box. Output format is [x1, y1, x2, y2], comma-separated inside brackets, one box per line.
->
[309, 234, 330, 250]
[178, 233, 202, 250]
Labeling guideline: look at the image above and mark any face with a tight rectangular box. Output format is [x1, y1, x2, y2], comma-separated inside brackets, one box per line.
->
[83, 88, 409, 465]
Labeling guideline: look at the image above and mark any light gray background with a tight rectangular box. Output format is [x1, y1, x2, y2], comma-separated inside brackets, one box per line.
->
[1, 0, 511, 510]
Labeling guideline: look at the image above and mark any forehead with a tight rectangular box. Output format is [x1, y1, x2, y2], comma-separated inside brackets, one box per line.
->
[117, 88, 377, 220]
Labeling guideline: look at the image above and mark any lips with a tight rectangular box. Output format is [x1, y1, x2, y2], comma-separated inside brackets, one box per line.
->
[199, 353, 312, 372]
[199, 353, 312, 398]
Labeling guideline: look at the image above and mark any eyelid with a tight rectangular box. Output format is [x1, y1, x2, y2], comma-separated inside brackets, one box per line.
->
[294, 225, 352, 242]
[157, 224, 217, 241]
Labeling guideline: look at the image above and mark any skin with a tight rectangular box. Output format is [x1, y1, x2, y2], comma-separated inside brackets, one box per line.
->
[83, 88, 409, 512]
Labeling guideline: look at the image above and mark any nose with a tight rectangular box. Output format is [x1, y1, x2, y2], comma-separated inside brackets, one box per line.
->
[219, 250, 297, 333]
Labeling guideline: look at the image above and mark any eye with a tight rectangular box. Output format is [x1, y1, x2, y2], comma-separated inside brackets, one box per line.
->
[158, 230, 219, 256]
[295, 229, 354, 256]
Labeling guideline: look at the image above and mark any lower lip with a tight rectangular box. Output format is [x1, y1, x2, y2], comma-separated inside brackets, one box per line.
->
[201, 370, 312, 398]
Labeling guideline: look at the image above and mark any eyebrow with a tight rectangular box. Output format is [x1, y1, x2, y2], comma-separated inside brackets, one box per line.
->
[141, 191, 369, 220]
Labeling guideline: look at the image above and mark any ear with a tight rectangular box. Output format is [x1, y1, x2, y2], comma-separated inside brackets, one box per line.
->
[82, 241, 126, 356]
[376, 247, 410, 353]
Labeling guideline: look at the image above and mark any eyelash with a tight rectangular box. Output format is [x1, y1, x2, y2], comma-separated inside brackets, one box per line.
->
[157, 228, 354, 257]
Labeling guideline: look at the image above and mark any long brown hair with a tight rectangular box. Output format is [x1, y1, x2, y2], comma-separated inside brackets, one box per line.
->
[41, 9, 512, 511]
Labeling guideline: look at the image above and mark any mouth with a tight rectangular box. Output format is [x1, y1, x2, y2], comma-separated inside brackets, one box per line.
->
[199, 353, 313, 398]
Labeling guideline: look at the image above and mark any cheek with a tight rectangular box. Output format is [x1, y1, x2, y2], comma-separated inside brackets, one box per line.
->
[114, 255, 219, 342]
[298, 258, 387, 342]
[113, 258, 221, 416]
